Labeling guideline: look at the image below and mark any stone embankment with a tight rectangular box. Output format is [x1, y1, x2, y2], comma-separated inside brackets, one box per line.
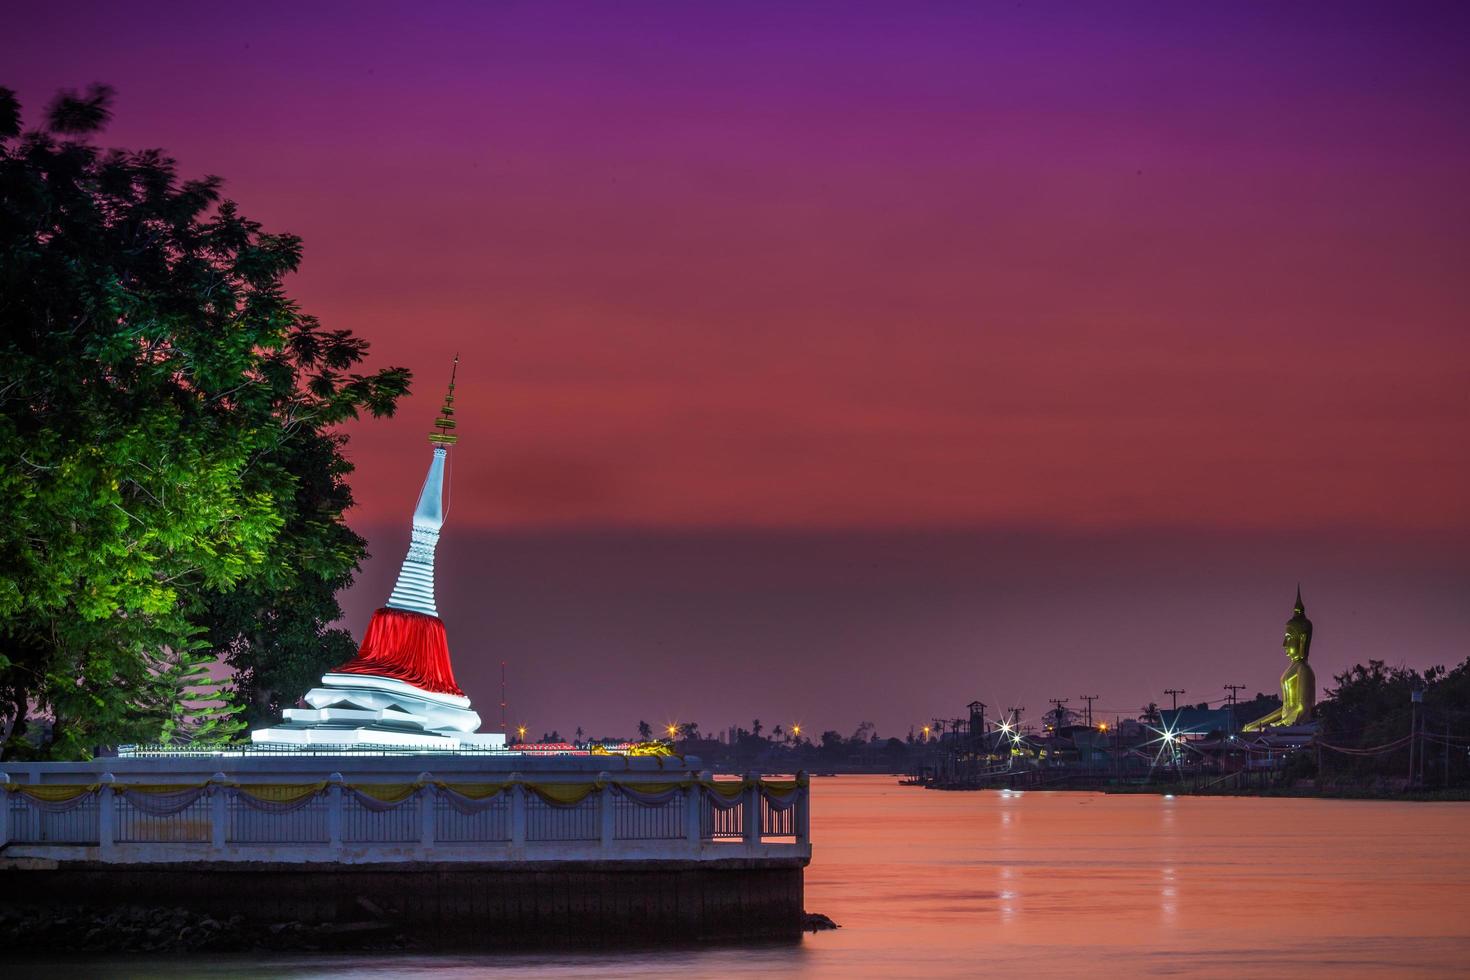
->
[0, 904, 413, 953]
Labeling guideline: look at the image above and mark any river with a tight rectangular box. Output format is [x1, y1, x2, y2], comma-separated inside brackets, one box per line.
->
[21, 775, 1470, 977]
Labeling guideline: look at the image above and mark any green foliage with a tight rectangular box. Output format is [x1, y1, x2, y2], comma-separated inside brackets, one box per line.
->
[1318, 660, 1421, 750]
[143, 639, 248, 747]
[1317, 658, 1470, 785]
[0, 84, 408, 757]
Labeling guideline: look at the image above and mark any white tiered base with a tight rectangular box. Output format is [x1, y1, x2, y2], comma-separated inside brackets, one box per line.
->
[252, 673, 506, 750]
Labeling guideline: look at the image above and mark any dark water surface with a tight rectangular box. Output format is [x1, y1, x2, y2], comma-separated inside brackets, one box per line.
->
[21, 775, 1470, 977]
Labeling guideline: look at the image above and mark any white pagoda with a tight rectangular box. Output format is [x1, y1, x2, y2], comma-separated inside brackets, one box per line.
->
[252, 359, 505, 750]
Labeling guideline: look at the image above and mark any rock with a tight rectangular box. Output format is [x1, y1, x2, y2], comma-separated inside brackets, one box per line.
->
[802, 911, 840, 932]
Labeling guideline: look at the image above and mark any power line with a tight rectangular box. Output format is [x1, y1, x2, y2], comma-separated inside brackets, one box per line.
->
[1164, 689, 1186, 711]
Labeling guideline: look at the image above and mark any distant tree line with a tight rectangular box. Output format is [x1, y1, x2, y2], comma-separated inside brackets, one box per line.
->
[1309, 657, 1470, 787]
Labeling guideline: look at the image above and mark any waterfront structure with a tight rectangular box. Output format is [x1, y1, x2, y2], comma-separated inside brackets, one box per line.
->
[251, 360, 503, 750]
[1244, 589, 1317, 731]
[0, 755, 810, 944]
[1, 362, 811, 946]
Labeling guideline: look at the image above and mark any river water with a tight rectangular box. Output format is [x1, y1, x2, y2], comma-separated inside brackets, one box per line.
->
[26, 775, 1470, 978]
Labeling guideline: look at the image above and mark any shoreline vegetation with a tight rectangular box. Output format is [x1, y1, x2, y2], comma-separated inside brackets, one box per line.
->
[909, 777, 1470, 802]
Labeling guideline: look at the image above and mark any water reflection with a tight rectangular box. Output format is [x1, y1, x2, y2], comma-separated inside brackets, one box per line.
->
[998, 864, 1020, 924]
[1160, 865, 1177, 921]
[36, 776, 1470, 978]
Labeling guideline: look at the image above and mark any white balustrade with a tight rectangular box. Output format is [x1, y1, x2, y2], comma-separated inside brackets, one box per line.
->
[327, 772, 344, 848]
[418, 771, 435, 847]
[0, 761, 810, 865]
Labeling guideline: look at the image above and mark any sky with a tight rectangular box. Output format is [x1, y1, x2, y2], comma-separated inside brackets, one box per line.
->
[6, 2, 1469, 738]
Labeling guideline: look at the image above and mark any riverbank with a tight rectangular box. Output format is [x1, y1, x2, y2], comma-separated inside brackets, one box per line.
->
[918, 779, 1470, 801]
[1102, 783, 1470, 802]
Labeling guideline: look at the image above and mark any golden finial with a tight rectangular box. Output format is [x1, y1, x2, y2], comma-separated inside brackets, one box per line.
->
[428, 354, 459, 445]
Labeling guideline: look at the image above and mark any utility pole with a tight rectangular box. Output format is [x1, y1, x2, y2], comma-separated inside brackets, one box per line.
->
[500, 661, 508, 731]
[1409, 683, 1422, 787]
[1164, 689, 1186, 711]
[1048, 698, 1070, 730]
[1223, 684, 1245, 737]
[1079, 695, 1098, 729]
[1007, 707, 1025, 729]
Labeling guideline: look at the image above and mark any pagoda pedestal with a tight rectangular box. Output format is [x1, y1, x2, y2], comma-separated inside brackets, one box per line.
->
[252, 672, 506, 750]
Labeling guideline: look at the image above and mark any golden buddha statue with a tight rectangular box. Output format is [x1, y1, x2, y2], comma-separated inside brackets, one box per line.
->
[1244, 588, 1316, 731]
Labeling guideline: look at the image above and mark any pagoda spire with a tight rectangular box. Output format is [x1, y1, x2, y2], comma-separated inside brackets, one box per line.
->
[429, 354, 459, 445]
[385, 358, 460, 617]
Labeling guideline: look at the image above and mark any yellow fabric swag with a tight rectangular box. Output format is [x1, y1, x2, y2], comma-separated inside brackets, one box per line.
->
[702, 779, 748, 799]
[617, 781, 683, 795]
[437, 782, 508, 800]
[528, 782, 601, 806]
[12, 784, 98, 802]
[234, 782, 327, 804]
[350, 783, 420, 804]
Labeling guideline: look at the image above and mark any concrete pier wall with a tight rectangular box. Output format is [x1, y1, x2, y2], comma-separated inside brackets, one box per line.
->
[0, 857, 806, 946]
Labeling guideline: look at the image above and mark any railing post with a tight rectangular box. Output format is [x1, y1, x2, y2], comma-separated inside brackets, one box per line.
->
[509, 774, 526, 849]
[796, 771, 810, 844]
[98, 772, 116, 858]
[685, 774, 701, 852]
[0, 772, 9, 849]
[327, 772, 344, 852]
[418, 772, 435, 850]
[598, 773, 615, 850]
[742, 772, 761, 848]
[210, 772, 228, 849]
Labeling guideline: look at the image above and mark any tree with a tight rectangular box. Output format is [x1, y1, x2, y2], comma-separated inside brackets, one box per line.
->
[751, 718, 763, 739]
[636, 720, 652, 741]
[0, 85, 408, 757]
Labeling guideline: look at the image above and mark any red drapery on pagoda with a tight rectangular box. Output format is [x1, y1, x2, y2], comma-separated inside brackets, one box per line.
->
[332, 607, 466, 697]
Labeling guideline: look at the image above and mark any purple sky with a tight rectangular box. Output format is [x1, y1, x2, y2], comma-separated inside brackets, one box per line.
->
[6, 2, 1468, 736]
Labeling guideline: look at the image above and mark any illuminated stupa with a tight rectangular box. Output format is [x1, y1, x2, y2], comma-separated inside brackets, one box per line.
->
[252, 359, 505, 749]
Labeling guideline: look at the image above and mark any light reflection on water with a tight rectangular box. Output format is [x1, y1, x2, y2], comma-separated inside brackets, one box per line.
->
[22, 775, 1470, 978]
